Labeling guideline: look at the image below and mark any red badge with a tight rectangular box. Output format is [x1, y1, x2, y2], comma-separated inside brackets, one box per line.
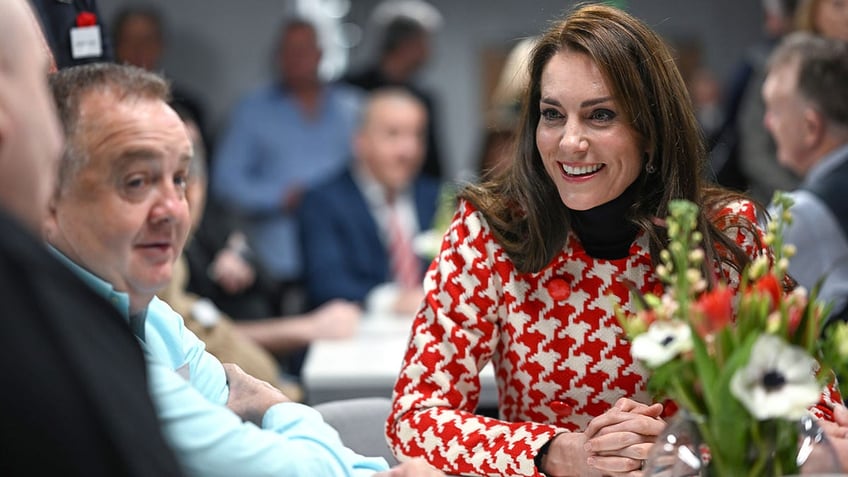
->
[76, 11, 98, 27]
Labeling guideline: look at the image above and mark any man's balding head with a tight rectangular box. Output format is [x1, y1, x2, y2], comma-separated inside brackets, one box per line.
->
[354, 88, 427, 196]
[0, 0, 63, 233]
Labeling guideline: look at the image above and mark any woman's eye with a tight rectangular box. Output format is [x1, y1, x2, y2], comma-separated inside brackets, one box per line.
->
[174, 174, 187, 189]
[591, 109, 616, 122]
[541, 108, 564, 121]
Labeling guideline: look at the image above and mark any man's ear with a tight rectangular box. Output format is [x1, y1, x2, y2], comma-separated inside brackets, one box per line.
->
[0, 83, 10, 163]
[42, 191, 60, 242]
[803, 107, 825, 150]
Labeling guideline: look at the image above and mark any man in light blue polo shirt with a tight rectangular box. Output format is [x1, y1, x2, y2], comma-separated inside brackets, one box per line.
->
[43, 62, 442, 477]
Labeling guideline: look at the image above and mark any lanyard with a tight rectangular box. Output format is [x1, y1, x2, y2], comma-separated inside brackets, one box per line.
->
[71, 0, 98, 27]
[72, 0, 94, 13]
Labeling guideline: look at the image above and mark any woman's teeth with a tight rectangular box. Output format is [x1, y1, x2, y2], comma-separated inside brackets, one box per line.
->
[561, 163, 603, 176]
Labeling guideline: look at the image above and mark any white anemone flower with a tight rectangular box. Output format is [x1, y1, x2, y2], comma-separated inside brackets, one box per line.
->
[730, 334, 821, 420]
[631, 320, 693, 368]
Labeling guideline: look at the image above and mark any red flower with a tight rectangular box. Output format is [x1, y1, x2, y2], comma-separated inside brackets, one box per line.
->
[787, 306, 803, 335]
[660, 399, 679, 419]
[752, 273, 782, 310]
[693, 284, 733, 335]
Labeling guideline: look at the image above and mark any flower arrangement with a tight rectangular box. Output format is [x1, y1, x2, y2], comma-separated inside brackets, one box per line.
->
[617, 193, 848, 476]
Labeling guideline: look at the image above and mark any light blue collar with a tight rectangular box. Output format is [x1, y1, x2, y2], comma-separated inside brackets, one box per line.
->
[48, 245, 147, 339]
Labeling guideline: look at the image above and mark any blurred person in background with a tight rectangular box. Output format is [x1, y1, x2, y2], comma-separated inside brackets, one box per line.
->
[112, 6, 210, 156]
[762, 32, 848, 325]
[344, 0, 445, 179]
[213, 18, 362, 317]
[299, 88, 440, 316]
[795, 0, 848, 41]
[159, 112, 360, 401]
[477, 36, 537, 178]
[174, 103, 276, 321]
[669, 36, 725, 142]
[710, 0, 801, 198]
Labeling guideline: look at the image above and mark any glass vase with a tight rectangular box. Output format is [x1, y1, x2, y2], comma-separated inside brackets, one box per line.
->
[791, 414, 842, 475]
[642, 410, 706, 477]
[642, 412, 842, 477]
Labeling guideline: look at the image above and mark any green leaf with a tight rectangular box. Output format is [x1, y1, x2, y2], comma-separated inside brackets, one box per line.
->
[690, 325, 717, 411]
[702, 332, 760, 471]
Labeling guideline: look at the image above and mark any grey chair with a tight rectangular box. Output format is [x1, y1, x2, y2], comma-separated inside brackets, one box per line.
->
[313, 397, 399, 466]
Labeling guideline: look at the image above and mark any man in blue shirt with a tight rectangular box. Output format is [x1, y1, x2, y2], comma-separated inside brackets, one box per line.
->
[213, 18, 362, 315]
[43, 62, 442, 477]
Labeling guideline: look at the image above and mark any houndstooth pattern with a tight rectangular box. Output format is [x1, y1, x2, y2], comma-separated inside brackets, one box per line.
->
[387, 199, 773, 477]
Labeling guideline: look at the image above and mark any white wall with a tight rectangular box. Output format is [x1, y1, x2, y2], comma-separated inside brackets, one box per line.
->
[98, 0, 762, 180]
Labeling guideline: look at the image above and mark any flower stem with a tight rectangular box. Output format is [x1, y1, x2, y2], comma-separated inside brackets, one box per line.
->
[748, 422, 768, 477]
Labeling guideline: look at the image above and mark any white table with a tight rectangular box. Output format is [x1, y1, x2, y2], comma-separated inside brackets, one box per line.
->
[302, 313, 498, 407]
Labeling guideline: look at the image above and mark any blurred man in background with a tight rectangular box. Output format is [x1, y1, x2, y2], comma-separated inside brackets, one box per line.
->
[344, 0, 445, 179]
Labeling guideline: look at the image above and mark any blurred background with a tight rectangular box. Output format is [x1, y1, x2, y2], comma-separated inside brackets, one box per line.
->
[96, 0, 762, 181]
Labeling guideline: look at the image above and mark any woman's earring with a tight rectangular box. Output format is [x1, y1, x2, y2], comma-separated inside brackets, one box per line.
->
[645, 154, 656, 174]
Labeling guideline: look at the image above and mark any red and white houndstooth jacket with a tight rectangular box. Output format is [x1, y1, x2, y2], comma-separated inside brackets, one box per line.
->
[387, 198, 839, 477]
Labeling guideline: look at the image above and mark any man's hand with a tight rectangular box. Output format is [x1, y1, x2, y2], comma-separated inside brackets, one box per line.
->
[224, 363, 290, 425]
[209, 248, 255, 294]
[308, 299, 361, 340]
[393, 287, 424, 316]
[373, 458, 447, 477]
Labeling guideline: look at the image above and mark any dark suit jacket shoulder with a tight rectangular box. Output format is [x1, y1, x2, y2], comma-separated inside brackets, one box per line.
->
[299, 168, 440, 308]
[0, 211, 182, 476]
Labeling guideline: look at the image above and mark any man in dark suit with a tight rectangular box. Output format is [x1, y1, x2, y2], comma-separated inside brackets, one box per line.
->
[300, 88, 441, 316]
[0, 1, 183, 475]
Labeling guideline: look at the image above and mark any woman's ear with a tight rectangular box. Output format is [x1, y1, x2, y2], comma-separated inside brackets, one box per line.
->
[644, 151, 657, 174]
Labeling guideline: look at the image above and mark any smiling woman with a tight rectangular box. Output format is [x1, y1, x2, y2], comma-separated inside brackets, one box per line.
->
[535, 49, 644, 212]
[383, 4, 810, 477]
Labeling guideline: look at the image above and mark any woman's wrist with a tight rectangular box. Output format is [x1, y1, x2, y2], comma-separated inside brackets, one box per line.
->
[539, 432, 590, 477]
[534, 433, 558, 475]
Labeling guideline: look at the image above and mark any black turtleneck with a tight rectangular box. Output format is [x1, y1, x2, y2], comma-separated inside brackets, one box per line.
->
[569, 182, 640, 260]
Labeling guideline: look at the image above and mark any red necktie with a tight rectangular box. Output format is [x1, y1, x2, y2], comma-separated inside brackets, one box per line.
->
[387, 205, 420, 288]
